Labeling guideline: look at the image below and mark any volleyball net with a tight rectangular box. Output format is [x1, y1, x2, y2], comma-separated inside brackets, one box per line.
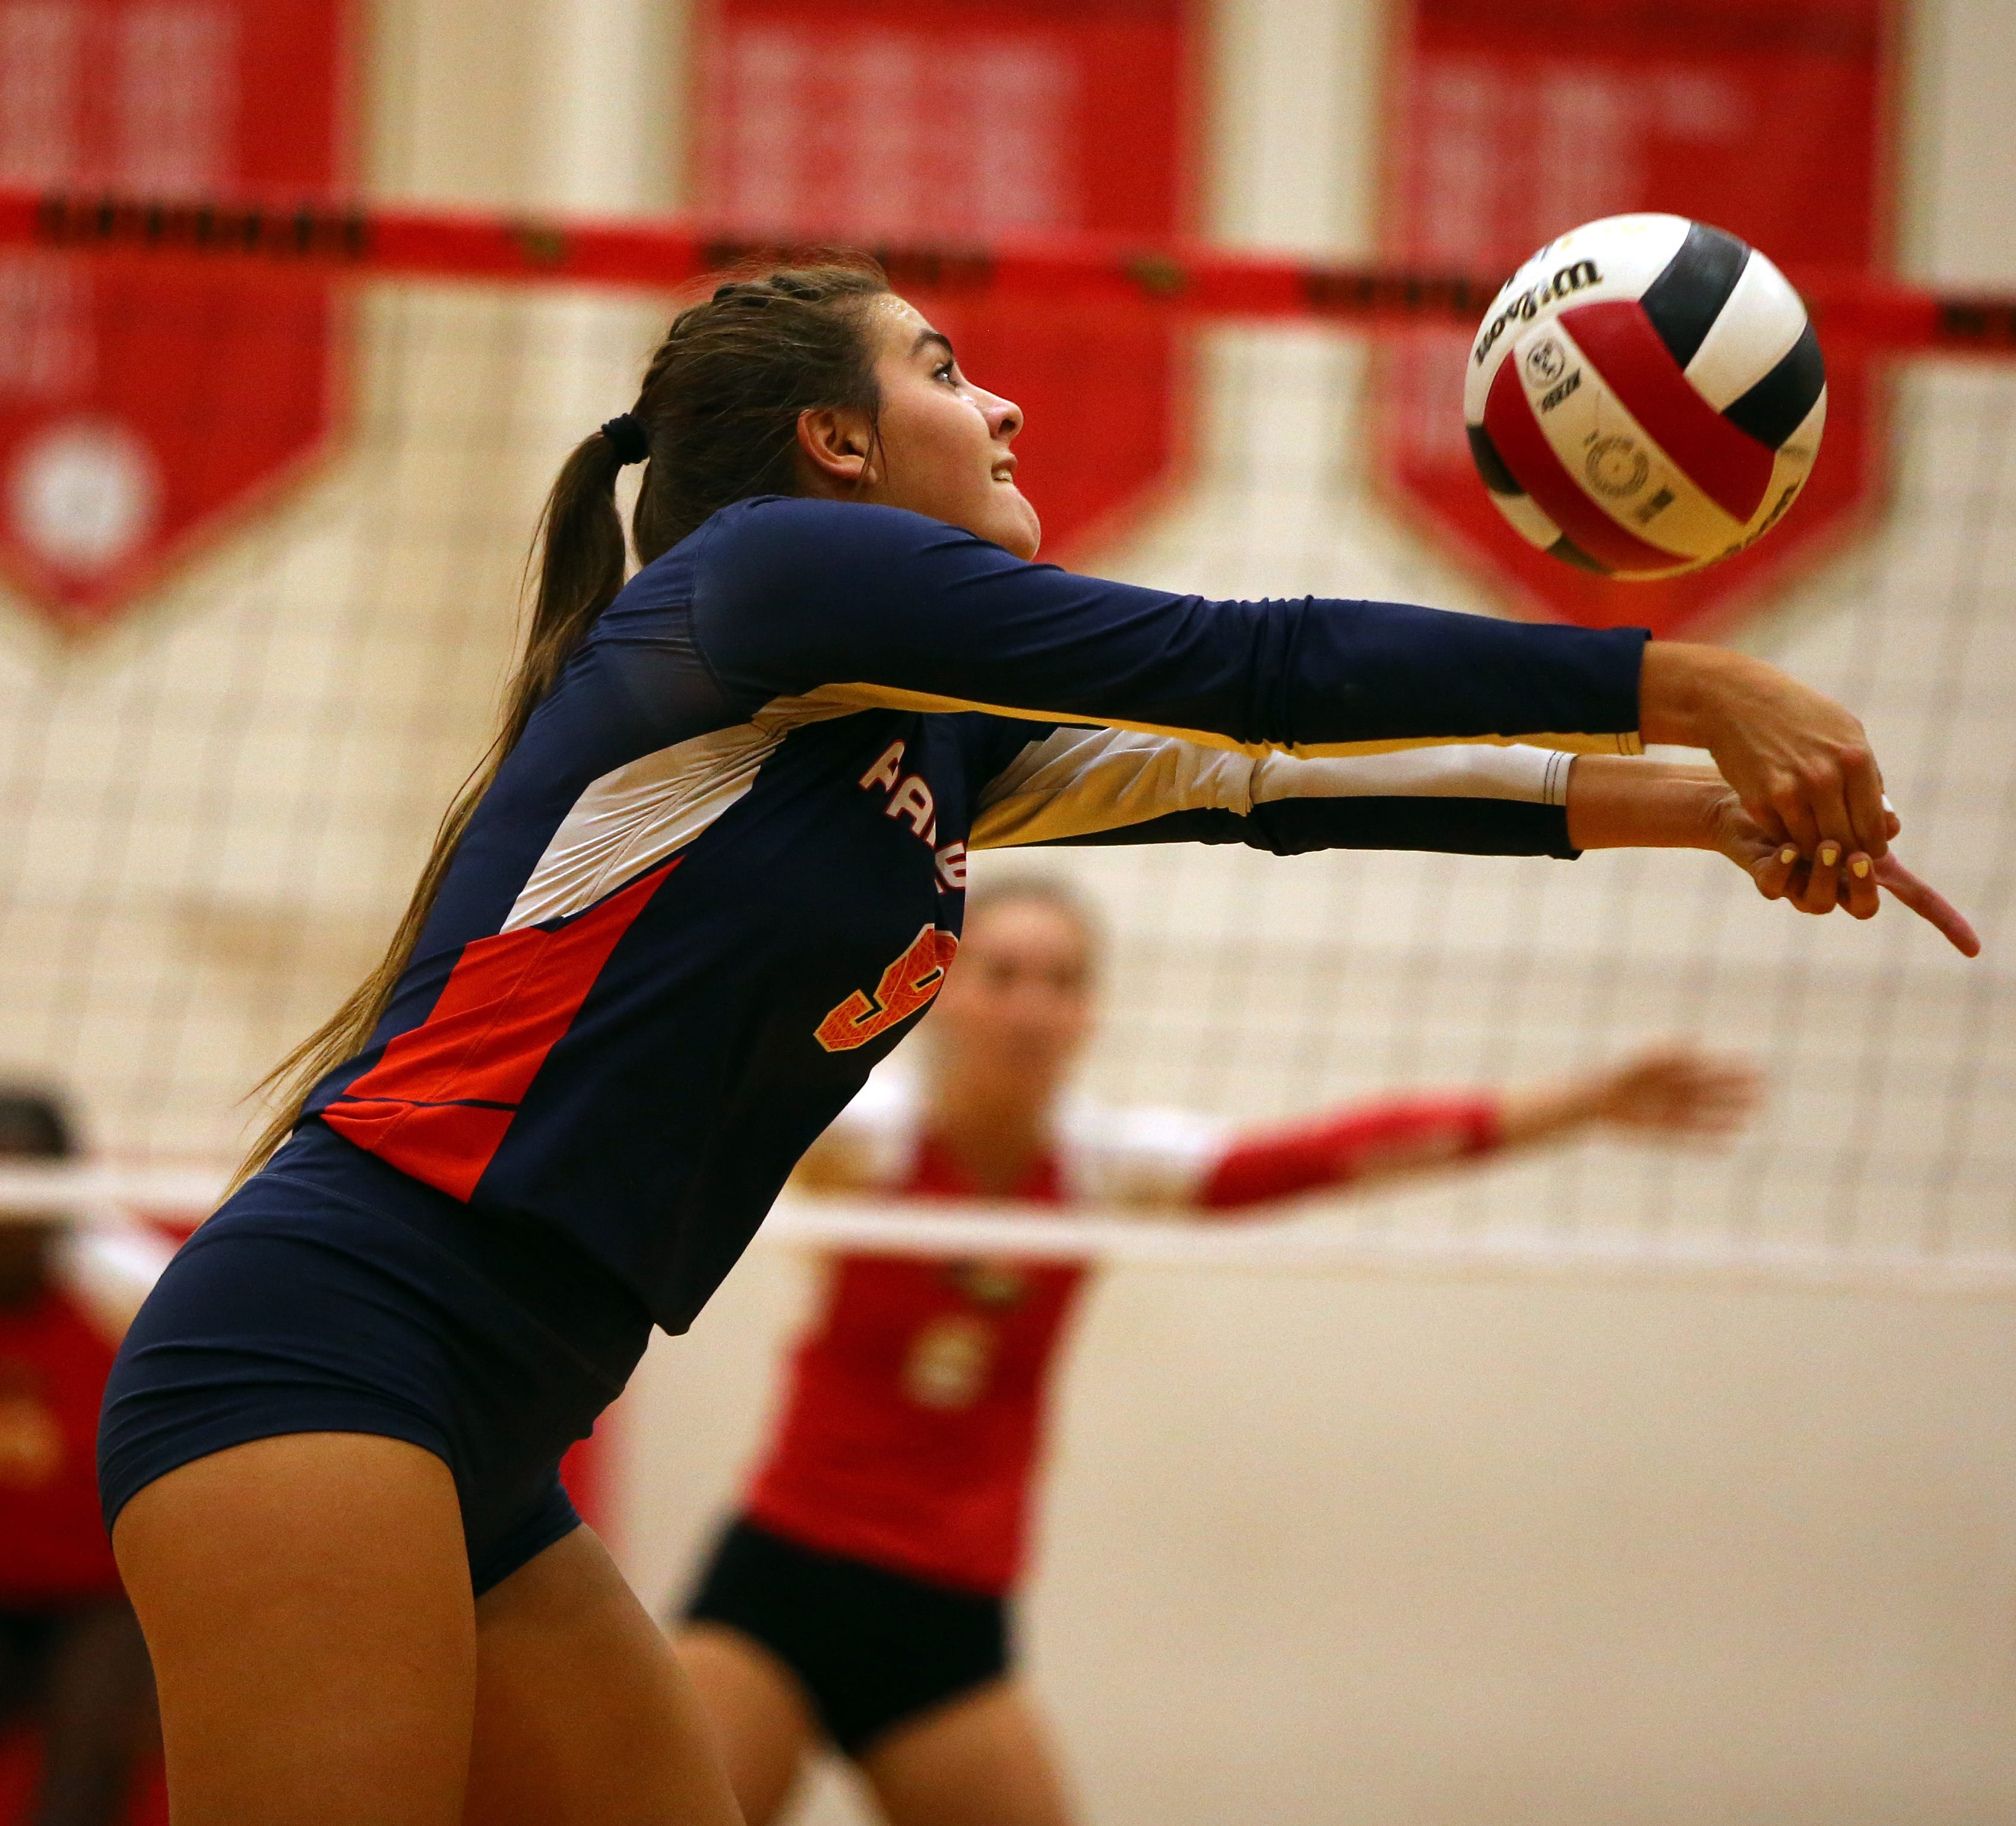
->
[0, 191, 2010, 1293]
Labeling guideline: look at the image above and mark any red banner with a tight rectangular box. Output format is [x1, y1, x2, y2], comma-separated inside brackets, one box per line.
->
[1381, 0, 1892, 635]
[694, 0, 1192, 556]
[0, 0, 348, 632]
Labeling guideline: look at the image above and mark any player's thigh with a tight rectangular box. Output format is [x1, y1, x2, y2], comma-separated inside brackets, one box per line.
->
[673, 1621, 820, 1826]
[112, 1431, 477, 1826]
[463, 1527, 742, 1826]
[859, 1678, 1077, 1826]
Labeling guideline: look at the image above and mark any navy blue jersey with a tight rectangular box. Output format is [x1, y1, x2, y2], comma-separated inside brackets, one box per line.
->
[303, 497, 1644, 1331]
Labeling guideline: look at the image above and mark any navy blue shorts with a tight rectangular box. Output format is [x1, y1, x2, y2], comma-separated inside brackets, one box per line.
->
[99, 1122, 653, 1596]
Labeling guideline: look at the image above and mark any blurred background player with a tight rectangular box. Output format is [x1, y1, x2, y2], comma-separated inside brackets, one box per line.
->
[0, 1093, 169, 1826]
[671, 878, 1762, 1826]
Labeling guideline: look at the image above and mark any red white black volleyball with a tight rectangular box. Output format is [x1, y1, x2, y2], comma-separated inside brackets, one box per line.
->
[1464, 214, 1827, 578]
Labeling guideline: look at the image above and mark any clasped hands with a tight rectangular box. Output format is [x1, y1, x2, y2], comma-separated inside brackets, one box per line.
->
[1708, 795, 1977, 955]
[1578, 644, 1981, 957]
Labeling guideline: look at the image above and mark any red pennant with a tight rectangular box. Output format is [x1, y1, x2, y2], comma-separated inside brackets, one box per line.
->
[1379, 0, 1892, 636]
[0, 0, 349, 633]
[694, 0, 1192, 558]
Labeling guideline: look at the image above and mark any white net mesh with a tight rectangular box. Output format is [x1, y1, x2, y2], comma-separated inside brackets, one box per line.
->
[1047, 333, 2016, 1278]
[0, 281, 673, 1164]
[0, 279, 2009, 1284]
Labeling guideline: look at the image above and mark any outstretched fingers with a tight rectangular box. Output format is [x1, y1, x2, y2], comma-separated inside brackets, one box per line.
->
[1724, 787, 1970, 951]
[1748, 840, 1974, 952]
[1796, 841, 1844, 915]
[1792, 843, 1879, 919]
[1876, 853, 1982, 957]
[1751, 842, 1799, 903]
[1660, 1058, 1764, 1135]
[1840, 851, 1881, 920]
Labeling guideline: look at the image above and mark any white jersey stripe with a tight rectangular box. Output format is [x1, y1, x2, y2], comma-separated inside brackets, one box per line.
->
[502, 695, 850, 931]
[803, 682, 1641, 761]
[806, 1069, 1229, 1210]
[971, 727, 1574, 850]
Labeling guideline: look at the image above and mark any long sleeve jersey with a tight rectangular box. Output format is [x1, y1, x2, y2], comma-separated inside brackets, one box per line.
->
[303, 495, 1644, 1333]
[747, 1072, 1505, 1593]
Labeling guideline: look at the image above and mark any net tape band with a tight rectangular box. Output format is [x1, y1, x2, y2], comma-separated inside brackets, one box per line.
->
[4, 1164, 2013, 1300]
[3, 188, 2012, 355]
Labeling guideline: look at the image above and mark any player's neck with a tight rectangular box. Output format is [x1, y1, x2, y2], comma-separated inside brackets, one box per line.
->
[924, 1078, 1056, 1197]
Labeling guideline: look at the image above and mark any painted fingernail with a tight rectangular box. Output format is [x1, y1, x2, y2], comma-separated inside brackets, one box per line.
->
[1819, 843, 1840, 866]
[1778, 846, 1799, 865]
[1852, 857, 1871, 878]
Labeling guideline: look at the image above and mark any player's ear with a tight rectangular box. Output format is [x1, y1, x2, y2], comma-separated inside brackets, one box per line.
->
[796, 405, 876, 488]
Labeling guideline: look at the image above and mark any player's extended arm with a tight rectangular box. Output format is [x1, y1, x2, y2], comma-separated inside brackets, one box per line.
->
[698, 498, 1647, 757]
[1492, 1046, 1761, 1150]
[700, 499, 1916, 861]
[1566, 755, 1980, 955]
[971, 729, 1581, 856]
[1196, 1045, 1758, 1210]
[1198, 1096, 1500, 1208]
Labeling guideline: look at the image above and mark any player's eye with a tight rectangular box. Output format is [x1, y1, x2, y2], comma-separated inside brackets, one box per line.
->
[933, 360, 957, 385]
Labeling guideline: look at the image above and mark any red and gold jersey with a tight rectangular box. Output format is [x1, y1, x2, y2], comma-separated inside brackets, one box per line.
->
[0, 1287, 121, 1602]
[746, 1133, 1086, 1595]
[743, 1075, 1499, 1595]
[0, 1224, 175, 1606]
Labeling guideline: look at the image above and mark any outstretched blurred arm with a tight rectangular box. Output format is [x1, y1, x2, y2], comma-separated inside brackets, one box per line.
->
[1192, 1043, 1761, 1213]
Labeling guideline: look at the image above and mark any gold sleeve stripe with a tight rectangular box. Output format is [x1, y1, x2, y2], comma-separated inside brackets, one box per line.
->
[802, 682, 1645, 760]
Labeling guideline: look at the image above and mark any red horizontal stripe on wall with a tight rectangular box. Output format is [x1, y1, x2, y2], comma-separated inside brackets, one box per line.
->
[0, 189, 2006, 353]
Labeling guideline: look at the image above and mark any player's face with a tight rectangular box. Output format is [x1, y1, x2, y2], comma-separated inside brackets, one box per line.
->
[931, 898, 1094, 1107]
[862, 296, 1042, 560]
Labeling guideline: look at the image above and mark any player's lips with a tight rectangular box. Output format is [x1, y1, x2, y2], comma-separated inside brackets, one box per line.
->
[991, 457, 1018, 483]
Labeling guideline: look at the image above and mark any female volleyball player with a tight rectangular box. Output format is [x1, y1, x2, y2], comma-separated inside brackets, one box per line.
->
[98, 260, 1973, 1826]
[673, 875, 1764, 1826]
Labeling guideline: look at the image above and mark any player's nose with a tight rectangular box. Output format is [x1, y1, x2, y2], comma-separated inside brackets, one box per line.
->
[979, 390, 1023, 444]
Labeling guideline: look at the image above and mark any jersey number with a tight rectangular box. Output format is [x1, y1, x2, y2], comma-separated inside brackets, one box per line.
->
[815, 924, 960, 1053]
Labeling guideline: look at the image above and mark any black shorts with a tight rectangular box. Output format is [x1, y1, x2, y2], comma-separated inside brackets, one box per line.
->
[0, 1600, 126, 1702]
[99, 1122, 652, 1596]
[682, 1517, 1011, 1755]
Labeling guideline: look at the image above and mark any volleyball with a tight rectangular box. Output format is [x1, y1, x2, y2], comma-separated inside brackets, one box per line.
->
[1464, 213, 1827, 579]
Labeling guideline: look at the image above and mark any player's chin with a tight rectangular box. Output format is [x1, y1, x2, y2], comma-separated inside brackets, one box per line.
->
[987, 488, 1042, 561]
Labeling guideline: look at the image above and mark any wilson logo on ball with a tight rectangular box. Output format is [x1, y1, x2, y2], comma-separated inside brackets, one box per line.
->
[1463, 214, 1827, 580]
